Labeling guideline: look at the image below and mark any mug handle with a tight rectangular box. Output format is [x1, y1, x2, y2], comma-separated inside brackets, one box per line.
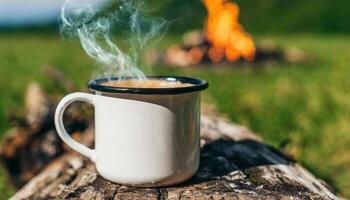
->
[54, 92, 96, 162]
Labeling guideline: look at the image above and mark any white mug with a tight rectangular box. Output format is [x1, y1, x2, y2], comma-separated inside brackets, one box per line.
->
[55, 76, 208, 187]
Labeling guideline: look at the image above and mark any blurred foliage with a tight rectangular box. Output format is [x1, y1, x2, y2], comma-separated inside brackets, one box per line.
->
[2, 0, 349, 34]
[152, 0, 350, 33]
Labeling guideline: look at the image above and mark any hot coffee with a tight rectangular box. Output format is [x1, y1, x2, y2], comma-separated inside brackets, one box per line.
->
[102, 79, 192, 88]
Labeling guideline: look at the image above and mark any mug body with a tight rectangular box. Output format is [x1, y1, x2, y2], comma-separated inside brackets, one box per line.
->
[93, 92, 200, 186]
[89, 76, 208, 186]
[55, 76, 208, 187]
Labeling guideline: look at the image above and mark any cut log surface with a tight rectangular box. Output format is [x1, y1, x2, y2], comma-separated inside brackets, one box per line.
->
[2, 83, 339, 200]
[10, 113, 338, 200]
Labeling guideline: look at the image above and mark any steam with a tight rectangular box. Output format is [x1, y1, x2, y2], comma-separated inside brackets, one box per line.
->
[61, 0, 167, 79]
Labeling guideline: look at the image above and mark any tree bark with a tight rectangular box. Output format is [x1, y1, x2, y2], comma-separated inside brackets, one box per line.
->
[10, 113, 339, 200]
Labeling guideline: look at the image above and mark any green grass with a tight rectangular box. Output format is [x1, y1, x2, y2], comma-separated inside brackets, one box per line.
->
[1, 32, 350, 198]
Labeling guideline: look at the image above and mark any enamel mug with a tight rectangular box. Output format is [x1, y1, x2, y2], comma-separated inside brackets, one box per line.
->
[54, 76, 208, 187]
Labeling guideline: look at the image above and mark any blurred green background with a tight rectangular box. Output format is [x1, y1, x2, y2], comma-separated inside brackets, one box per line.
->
[159, 0, 350, 33]
[1, 0, 350, 199]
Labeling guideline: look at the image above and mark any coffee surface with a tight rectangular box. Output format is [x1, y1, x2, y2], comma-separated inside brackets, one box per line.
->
[102, 79, 192, 88]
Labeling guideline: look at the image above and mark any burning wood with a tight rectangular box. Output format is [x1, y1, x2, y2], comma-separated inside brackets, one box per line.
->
[146, 0, 257, 67]
[145, 32, 311, 68]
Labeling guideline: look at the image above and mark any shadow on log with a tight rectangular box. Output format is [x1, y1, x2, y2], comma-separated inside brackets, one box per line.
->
[193, 139, 293, 183]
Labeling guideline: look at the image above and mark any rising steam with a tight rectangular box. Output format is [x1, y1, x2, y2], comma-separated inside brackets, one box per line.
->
[61, 0, 167, 79]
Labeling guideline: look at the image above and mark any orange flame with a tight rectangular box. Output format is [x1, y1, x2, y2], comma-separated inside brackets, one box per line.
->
[203, 0, 256, 62]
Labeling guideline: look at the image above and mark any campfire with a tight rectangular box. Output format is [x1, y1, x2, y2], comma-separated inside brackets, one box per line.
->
[203, 0, 255, 63]
[145, 0, 310, 67]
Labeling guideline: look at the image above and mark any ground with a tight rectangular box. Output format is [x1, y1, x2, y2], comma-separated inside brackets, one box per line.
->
[0, 32, 349, 199]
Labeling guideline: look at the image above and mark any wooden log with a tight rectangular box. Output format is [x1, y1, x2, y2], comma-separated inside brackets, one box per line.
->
[145, 30, 313, 67]
[9, 111, 339, 200]
[0, 83, 91, 187]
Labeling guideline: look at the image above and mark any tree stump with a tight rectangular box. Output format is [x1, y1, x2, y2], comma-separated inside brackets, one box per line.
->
[1, 83, 340, 200]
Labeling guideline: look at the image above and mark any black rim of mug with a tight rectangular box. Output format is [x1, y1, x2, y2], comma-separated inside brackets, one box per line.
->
[88, 76, 209, 95]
